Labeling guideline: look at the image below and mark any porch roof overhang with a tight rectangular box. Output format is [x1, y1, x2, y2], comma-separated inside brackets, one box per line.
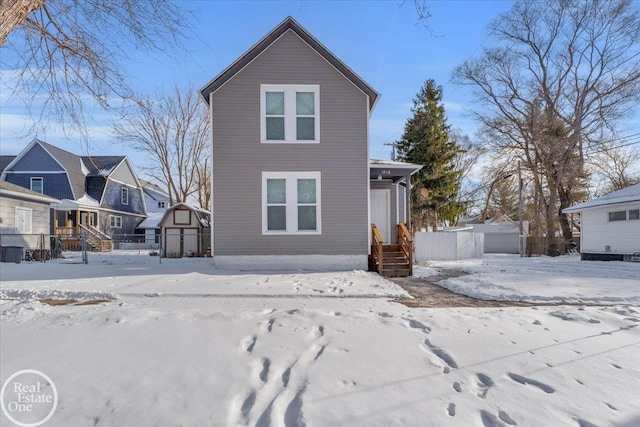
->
[369, 159, 422, 183]
[53, 198, 100, 212]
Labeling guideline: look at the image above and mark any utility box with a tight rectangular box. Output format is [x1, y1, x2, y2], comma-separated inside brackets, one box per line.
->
[1, 246, 23, 263]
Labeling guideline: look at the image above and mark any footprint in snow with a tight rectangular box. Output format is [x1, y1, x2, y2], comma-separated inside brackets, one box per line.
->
[507, 373, 554, 393]
[476, 373, 494, 399]
[241, 335, 257, 354]
[447, 403, 456, 417]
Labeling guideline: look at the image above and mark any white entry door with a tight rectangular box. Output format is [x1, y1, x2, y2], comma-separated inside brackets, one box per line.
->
[371, 189, 391, 243]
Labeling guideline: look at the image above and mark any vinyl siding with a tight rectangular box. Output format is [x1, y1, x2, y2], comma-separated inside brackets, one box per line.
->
[4, 173, 74, 200]
[212, 30, 369, 256]
[8, 144, 64, 171]
[580, 201, 640, 254]
[0, 196, 52, 249]
[101, 180, 145, 216]
[110, 161, 138, 186]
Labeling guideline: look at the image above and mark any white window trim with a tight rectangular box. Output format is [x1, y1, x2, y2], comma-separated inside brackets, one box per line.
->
[30, 177, 43, 194]
[15, 206, 32, 234]
[260, 84, 320, 144]
[121, 187, 129, 205]
[110, 215, 122, 228]
[262, 171, 321, 235]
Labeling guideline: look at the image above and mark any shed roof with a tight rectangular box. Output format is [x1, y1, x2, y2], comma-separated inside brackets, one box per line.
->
[563, 183, 640, 213]
[200, 16, 379, 110]
[0, 180, 61, 204]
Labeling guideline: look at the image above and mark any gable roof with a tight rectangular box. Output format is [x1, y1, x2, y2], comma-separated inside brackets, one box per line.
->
[82, 156, 126, 176]
[200, 16, 379, 110]
[38, 140, 86, 199]
[0, 180, 60, 204]
[2, 139, 141, 203]
[140, 179, 169, 200]
[158, 202, 211, 228]
[563, 183, 640, 213]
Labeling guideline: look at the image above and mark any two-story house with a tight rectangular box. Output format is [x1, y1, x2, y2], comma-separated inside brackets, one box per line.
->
[200, 17, 420, 274]
[1, 139, 147, 249]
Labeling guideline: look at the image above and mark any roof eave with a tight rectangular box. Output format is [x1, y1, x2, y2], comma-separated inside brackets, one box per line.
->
[199, 16, 379, 110]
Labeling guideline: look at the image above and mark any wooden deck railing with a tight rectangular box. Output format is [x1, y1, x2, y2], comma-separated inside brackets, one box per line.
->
[397, 222, 413, 276]
[371, 223, 384, 276]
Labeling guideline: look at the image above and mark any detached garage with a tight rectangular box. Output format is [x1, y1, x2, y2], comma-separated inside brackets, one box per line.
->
[159, 203, 211, 258]
[563, 183, 640, 261]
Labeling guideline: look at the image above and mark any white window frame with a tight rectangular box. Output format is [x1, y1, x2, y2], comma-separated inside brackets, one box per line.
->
[30, 177, 43, 194]
[110, 215, 122, 228]
[628, 209, 639, 220]
[15, 206, 32, 234]
[260, 84, 320, 144]
[262, 172, 321, 235]
[121, 187, 129, 205]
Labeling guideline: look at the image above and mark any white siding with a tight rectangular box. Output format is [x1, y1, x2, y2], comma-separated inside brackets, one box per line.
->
[580, 201, 640, 254]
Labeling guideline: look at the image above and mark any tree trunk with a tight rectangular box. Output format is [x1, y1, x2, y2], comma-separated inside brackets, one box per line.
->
[557, 183, 575, 246]
[545, 181, 559, 256]
[0, 0, 45, 46]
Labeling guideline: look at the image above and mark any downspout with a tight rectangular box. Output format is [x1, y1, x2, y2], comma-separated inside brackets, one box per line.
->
[209, 92, 215, 257]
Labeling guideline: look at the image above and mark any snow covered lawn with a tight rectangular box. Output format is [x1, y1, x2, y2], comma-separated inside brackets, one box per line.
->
[1, 252, 639, 426]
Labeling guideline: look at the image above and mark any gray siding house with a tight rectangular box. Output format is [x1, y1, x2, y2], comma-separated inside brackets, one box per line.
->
[200, 17, 420, 271]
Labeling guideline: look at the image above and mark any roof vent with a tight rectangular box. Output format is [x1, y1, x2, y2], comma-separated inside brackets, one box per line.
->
[605, 245, 611, 252]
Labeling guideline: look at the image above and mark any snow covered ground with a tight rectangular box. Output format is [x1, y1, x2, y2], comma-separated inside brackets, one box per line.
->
[1, 252, 639, 426]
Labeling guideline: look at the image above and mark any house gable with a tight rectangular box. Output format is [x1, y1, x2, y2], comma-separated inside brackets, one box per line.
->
[5, 142, 64, 172]
[200, 16, 379, 110]
[1, 140, 76, 200]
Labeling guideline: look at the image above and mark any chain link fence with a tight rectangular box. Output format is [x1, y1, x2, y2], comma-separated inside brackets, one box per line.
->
[0, 232, 211, 263]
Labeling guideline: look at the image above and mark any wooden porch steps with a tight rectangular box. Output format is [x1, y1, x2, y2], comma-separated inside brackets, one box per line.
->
[372, 244, 412, 277]
[370, 224, 413, 277]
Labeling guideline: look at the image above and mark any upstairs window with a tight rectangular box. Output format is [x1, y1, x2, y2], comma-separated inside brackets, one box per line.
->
[30, 177, 43, 194]
[261, 85, 319, 143]
[262, 172, 321, 234]
[629, 209, 639, 220]
[121, 188, 129, 205]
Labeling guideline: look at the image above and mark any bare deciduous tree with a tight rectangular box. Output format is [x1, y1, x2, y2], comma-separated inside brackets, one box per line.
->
[1, 0, 189, 136]
[589, 144, 640, 195]
[114, 85, 210, 209]
[454, 0, 640, 255]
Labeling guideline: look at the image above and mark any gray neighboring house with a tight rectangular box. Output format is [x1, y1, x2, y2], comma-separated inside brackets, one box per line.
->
[200, 17, 420, 271]
[563, 183, 640, 261]
[0, 180, 60, 252]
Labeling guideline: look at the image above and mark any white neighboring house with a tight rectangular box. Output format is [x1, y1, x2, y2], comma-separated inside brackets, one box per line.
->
[136, 180, 170, 247]
[563, 183, 640, 261]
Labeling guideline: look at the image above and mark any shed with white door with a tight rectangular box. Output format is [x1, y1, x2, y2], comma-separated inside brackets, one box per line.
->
[159, 203, 211, 258]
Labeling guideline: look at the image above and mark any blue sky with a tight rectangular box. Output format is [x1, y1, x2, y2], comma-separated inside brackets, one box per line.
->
[2, 0, 637, 174]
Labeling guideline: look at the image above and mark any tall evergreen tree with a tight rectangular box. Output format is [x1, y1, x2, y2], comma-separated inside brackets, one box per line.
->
[396, 79, 462, 230]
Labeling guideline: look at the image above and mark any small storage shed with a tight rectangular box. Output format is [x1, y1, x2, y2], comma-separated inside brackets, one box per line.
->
[159, 203, 211, 258]
[0, 180, 60, 254]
